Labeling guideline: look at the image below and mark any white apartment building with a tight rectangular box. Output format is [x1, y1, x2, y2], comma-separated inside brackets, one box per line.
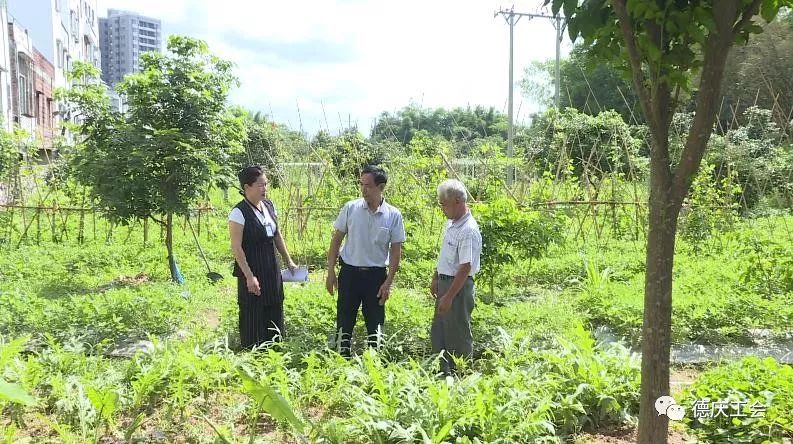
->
[99, 9, 162, 87]
[8, 0, 100, 139]
[0, 1, 13, 132]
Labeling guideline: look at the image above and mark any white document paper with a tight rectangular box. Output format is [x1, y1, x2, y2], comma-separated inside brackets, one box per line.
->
[281, 266, 309, 282]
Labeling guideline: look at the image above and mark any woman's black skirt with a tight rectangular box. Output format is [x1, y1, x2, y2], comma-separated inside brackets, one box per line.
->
[237, 239, 284, 349]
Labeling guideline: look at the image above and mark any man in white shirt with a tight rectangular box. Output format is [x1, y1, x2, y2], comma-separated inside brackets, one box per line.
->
[430, 179, 481, 375]
[326, 165, 406, 356]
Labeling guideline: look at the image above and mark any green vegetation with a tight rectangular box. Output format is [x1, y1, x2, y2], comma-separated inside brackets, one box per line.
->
[2, 11, 793, 441]
[1, 179, 791, 441]
[683, 357, 793, 443]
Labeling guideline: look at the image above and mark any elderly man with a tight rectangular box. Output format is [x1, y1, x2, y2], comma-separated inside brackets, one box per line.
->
[326, 165, 406, 356]
[431, 179, 482, 375]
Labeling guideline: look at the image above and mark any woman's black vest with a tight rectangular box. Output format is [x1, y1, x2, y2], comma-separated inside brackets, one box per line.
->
[232, 199, 280, 282]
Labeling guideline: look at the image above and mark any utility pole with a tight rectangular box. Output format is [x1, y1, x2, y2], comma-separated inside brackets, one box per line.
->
[495, 7, 565, 184]
[555, 15, 562, 110]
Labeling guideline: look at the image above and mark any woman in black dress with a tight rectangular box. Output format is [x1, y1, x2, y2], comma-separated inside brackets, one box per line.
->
[228, 166, 297, 349]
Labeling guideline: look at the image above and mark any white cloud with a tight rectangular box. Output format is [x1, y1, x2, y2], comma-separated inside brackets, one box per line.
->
[98, 0, 572, 134]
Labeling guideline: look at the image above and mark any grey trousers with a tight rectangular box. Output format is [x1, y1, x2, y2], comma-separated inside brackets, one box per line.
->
[431, 275, 475, 374]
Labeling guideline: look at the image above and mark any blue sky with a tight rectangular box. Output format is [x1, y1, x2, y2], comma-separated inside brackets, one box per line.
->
[98, 0, 572, 136]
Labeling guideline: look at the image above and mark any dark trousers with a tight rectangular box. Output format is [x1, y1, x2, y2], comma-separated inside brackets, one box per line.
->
[336, 263, 387, 356]
[237, 278, 284, 349]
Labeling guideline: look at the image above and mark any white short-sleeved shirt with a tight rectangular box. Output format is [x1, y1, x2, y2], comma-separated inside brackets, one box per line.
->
[436, 210, 481, 277]
[229, 202, 278, 236]
[333, 198, 406, 267]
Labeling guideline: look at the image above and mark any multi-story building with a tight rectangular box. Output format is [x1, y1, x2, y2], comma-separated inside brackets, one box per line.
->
[0, 1, 13, 132]
[8, 21, 36, 138]
[33, 48, 55, 155]
[99, 9, 161, 87]
[9, 0, 100, 88]
[8, 0, 100, 143]
[8, 21, 55, 157]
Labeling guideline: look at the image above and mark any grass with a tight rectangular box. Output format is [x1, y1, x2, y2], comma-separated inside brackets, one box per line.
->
[566, 226, 793, 346]
[0, 224, 636, 442]
[1, 204, 791, 442]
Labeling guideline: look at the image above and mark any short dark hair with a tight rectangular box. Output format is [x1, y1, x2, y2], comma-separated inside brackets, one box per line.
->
[361, 164, 387, 186]
[238, 165, 264, 189]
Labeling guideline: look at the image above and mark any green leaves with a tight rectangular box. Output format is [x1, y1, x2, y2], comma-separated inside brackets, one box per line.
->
[562, 0, 578, 20]
[472, 198, 565, 298]
[432, 420, 453, 444]
[238, 369, 307, 435]
[0, 125, 23, 180]
[0, 336, 28, 367]
[0, 380, 37, 406]
[683, 357, 793, 443]
[545, 0, 788, 103]
[86, 386, 119, 422]
[760, 0, 781, 23]
[0, 336, 35, 406]
[59, 35, 244, 281]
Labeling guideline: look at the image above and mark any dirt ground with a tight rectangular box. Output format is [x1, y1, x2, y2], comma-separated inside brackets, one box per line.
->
[575, 427, 697, 443]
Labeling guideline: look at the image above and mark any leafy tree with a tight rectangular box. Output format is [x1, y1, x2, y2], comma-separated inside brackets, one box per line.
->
[228, 110, 297, 188]
[324, 128, 384, 182]
[547, 0, 792, 442]
[707, 106, 790, 209]
[527, 108, 642, 180]
[0, 125, 23, 185]
[370, 104, 511, 150]
[56, 61, 125, 201]
[241, 118, 281, 185]
[63, 36, 245, 282]
[718, 15, 793, 133]
[472, 198, 563, 299]
[521, 44, 642, 123]
[248, 110, 267, 124]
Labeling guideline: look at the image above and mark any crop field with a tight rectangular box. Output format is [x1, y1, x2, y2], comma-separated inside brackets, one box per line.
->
[1, 154, 791, 443]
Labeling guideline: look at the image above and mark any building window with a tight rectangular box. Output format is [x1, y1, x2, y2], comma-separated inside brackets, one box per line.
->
[19, 74, 30, 116]
[16, 53, 35, 117]
[70, 11, 79, 41]
[56, 40, 64, 68]
[35, 92, 41, 119]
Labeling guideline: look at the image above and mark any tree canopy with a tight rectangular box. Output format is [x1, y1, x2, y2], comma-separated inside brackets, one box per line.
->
[522, 44, 641, 123]
[370, 104, 509, 147]
[61, 36, 245, 281]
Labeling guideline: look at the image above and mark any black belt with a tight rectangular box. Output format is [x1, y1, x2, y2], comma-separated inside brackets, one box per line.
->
[340, 259, 385, 272]
[439, 274, 473, 280]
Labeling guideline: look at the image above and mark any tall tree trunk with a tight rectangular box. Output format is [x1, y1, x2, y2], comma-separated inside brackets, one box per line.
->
[637, 169, 681, 443]
[610, 1, 753, 442]
[166, 212, 176, 282]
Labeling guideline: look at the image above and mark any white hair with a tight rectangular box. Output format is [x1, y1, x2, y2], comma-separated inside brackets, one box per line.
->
[437, 179, 468, 202]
